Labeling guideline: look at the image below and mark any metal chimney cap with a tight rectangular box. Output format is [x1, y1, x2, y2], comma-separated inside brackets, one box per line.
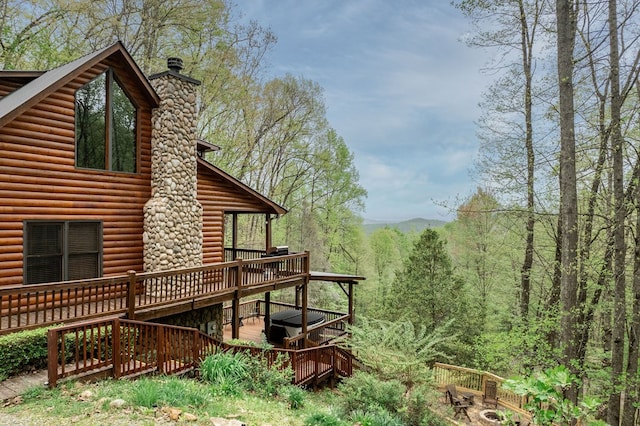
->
[167, 57, 183, 73]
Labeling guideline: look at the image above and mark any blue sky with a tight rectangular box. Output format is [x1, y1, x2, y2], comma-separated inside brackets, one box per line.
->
[239, 1, 491, 222]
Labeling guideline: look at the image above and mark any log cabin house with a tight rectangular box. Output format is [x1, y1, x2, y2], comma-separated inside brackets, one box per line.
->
[0, 40, 364, 376]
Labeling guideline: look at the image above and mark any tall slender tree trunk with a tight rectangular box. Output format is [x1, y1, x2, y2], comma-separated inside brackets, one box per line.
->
[608, 0, 626, 423]
[556, 0, 580, 404]
[624, 172, 640, 425]
[519, 0, 535, 324]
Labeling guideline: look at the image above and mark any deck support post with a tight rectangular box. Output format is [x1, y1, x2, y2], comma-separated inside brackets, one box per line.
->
[264, 292, 271, 337]
[232, 259, 242, 339]
[301, 251, 310, 348]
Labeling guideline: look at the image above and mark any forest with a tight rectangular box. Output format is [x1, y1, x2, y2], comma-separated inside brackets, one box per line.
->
[2, 0, 640, 424]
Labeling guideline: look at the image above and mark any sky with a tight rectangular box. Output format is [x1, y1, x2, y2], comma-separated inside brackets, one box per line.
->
[239, 1, 492, 222]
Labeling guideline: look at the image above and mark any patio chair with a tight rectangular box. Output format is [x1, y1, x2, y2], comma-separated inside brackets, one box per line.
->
[445, 384, 472, 421]
[483, 380, 499, 408]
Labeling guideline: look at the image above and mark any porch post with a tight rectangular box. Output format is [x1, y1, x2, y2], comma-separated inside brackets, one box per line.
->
[348, 282, 354, 325]
[232, 213, 238, 260]
[265, 213, 272, 250]
[264, 292, 271, 338]
[301, 267, 309, 348]
[232, 259, 242, 339]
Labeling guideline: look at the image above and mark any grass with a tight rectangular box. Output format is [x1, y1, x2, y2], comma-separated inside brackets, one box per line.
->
[0, 376, 341, 426]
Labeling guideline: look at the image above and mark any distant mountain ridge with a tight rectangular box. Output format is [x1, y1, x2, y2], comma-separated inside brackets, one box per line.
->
[362, 217, 447, 234]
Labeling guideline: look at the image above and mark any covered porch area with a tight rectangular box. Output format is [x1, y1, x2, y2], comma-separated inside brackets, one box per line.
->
[221, 268, 364, 349]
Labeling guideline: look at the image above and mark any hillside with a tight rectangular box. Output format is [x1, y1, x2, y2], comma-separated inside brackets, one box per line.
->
[362, 217, 447, 234]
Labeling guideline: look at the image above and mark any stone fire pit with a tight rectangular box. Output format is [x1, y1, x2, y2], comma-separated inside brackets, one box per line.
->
[478, 409, 506, 425]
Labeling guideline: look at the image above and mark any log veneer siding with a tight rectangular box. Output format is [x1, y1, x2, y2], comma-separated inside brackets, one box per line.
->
[197, 165, 275, 265]
[0, 61, 154, 286]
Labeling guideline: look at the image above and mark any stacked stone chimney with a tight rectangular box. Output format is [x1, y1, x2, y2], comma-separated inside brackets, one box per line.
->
[144, 59, 203, 272]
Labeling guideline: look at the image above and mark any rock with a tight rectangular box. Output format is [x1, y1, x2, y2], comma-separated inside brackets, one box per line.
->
[109, 398, 126, 408]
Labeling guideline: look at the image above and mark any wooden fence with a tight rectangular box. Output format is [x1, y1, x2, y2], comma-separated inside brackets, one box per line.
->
[433, 362, 530, 417]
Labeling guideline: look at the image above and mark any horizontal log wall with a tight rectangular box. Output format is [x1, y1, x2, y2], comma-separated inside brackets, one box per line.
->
[0, 59, 154, 286]
[197, 164, 271, 265]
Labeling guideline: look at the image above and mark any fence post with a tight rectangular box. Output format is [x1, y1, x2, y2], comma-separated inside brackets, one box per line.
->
[127, 270, 137, 320]
[47, 329, 59, 388]
[113, 318, 121, 379]
[193, 329, 200, 369]
[157, 325, 165, 374]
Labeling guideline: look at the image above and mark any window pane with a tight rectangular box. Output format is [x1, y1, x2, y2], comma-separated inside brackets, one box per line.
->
[27, 223, 62, 255]
[26, 256, 63, 284]
[68, 253, 99, 280]
[68, 222, 99, 253]
[68, 222, 100, 280]
[76, 73, 106, 169]
[111, 79, 136, 172]
[25, 222, 63, 284]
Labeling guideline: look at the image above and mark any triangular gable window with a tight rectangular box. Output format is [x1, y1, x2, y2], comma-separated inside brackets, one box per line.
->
[75, 69, 137, 173]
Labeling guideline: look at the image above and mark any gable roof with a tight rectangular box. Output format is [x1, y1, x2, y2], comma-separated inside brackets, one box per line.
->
[197, 157, 288, 216]
[0, 41, 159, 128]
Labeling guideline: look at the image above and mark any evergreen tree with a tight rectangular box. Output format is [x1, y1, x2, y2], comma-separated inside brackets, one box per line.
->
[382, 229, 475, 363]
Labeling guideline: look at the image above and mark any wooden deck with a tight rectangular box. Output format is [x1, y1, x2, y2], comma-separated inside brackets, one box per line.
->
[0, 253, 308, 335]
[223, 316, 267, 344]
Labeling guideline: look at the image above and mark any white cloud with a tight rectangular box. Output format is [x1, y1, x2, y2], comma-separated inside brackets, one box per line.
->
[240, 0, 489, 220]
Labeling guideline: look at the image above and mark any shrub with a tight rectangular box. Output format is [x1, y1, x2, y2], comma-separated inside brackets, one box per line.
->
[245, 351, 293, 397]
[350, 407, 404, 426]
[304, 412, 348, 426]
[335, 371, 404, 417]
[0, 327, 51, 379]
[199, 350, 250, 396]
[285, 385, 306, 409]
[403, 383, 449, 426]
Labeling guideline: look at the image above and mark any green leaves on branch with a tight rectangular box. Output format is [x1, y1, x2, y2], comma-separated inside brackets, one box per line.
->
[503, 365, 606, 425]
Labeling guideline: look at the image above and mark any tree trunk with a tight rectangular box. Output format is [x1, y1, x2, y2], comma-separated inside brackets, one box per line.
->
[519, 0, 535, 324]
[608, 0, 627, 423]
[556, 0, 580, 403]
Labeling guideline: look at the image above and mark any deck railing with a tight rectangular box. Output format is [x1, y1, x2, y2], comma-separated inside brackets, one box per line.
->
[222, 300, 350, 349]
[47, 317, 352, 388]
[1, 252, 309, 335]
[47, 318, 217, 387]
[433, 362, 530, 417]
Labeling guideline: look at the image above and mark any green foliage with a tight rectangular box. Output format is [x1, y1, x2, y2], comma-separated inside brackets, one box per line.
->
[350, 407, 404, 426]
[381, 229, 477, 363]
[503, 365, 606, 425]
[404, 383, 450, 426]
[304, 412, 348, 426]
[129, 376, 212, 408]
[199, 350, 250, 396]
[245, 351, 294, 397]
[335, 371, 405, 418]
[285, 385, 306, 409]
[338, 316, 452, 388]
[0, 326, 51, 380]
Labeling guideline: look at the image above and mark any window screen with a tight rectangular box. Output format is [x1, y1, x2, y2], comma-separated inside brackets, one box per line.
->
[24, 221, 102, 284]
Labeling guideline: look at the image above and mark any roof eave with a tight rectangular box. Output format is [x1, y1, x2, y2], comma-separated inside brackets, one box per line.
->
[0, 41, 159, 129]
[197, 157, 287, 216]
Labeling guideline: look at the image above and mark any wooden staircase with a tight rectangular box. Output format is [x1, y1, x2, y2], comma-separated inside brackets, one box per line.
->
[47, 318, 353, 389]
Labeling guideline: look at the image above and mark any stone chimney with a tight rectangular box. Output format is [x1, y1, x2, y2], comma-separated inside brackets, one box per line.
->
[144, 59, 203, 272]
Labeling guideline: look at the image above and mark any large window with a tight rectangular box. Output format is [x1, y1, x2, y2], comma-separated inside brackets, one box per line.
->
[24, 221, 102, 284]
[75, 70, 137, 173]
